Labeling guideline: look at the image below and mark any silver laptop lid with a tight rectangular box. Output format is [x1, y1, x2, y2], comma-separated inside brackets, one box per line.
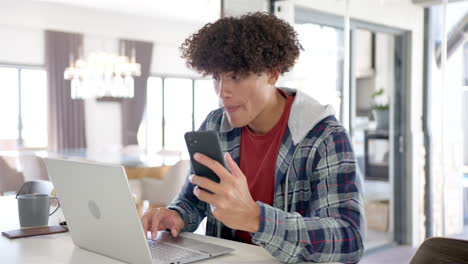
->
[44, 158, 153, 264]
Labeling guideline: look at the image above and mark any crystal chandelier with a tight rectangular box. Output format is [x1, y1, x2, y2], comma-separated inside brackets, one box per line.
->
[64, 47, 141, 99]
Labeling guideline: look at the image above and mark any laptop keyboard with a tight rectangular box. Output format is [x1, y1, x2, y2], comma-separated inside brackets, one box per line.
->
[148, 240, 204, 262]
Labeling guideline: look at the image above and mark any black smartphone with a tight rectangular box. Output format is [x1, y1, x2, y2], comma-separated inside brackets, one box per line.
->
[184, 130, 226, 186]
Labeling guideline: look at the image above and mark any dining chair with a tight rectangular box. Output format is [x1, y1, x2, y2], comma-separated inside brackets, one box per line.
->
[127, 177, 144, 216]
[141, 160, 190, 208]
[18, 154, 49, 181]
[0, 156, 24, 195]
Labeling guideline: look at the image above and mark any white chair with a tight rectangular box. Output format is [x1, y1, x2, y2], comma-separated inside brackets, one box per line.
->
[0, 156, 24, 195]
[18, 154, 49, 181]
[141, 160, 190, 207]
[128, 179, 143, 203]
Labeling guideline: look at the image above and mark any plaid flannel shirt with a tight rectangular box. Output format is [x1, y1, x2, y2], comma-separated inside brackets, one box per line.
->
[168, 88, 365, 263]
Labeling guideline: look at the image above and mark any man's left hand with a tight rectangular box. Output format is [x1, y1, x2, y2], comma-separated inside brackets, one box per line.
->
[189, 152, 260, 233]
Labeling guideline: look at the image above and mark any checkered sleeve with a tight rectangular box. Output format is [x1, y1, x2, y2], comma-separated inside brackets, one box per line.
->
[251, 128, 365, 263]
[167, 174, 208, 232]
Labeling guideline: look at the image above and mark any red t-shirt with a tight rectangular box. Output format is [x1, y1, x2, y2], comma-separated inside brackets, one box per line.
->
[236, 90, 294, 244]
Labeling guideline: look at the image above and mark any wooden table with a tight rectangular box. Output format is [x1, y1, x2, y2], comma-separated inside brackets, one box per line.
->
[0, 149, 179, 180]
[1, 149, 180, 215]
[0, 195, 291, 264]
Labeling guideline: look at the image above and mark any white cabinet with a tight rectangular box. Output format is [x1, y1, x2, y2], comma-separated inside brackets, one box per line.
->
[355, 29, 375, 78]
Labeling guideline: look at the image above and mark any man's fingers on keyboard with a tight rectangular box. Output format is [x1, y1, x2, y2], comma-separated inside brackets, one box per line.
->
[151, 212, 163, 239]
[141, 218, 148, 236]
[170, 227, 179, 237]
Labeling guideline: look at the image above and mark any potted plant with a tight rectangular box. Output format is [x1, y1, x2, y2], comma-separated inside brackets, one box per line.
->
[371, 88, 389, 130]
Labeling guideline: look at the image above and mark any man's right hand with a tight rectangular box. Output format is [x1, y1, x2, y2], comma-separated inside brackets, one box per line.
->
[141, 207, 184, 239]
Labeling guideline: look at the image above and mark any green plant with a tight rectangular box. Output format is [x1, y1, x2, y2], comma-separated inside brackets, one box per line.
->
[371, 88, 389, 111]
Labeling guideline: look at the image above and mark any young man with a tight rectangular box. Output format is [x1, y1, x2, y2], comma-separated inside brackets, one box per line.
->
[141, 13, 365, 263]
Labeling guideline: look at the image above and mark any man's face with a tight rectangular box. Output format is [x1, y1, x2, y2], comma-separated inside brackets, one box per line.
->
[213, 71, 275, 128]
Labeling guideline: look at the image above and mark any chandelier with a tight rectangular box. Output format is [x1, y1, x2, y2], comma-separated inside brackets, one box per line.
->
[64, 47, 141, 99]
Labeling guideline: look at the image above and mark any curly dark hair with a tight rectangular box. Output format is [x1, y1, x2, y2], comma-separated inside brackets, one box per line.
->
[180, 12, 302, 76]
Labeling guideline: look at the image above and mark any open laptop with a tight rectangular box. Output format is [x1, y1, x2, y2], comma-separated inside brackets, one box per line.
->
[44, 158, 233, 264]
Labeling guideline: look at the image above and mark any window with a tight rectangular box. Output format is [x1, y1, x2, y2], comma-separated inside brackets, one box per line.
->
[141, 76, 219, 154]
[20, 69, 48, 148]
[0, 68, 19, 149]
[0, 66, 47, 150]
[194, 79, 220, 129]
[164, 78, 193, 152]
[142, 77, 163, 154]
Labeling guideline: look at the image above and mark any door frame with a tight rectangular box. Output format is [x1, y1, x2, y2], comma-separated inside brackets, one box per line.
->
[295, 6, 412, 246]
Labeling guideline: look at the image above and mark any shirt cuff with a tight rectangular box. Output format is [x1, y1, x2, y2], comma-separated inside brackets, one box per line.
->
[251, 201, 278, 246]
[167, 205, 189, 232]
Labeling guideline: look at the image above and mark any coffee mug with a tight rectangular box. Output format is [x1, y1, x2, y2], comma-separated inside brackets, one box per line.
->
[17, 194, 60, 228]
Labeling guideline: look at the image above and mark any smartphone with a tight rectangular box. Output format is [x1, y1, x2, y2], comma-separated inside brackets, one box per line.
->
[184, 130, 226, 185]
[1, 225, 68, 239]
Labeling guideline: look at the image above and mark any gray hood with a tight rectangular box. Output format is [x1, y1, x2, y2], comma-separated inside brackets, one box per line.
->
[220, 87, 336, 145]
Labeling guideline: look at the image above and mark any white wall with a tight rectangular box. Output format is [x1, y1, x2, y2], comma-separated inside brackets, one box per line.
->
[223, 0, 269, 17]
[0, 24, 44, 65]
[291, 0, 425, 246]
[82, 35, 122, 151]
[152, 42, 200, 77]
[0, 0, 208, 48]
[0, 0, 211, 150]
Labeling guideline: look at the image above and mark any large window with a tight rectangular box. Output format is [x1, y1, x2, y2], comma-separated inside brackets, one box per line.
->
[0, 68, 19, 147]
[143, 77, 163, 153]
[0, 66, 47, 150]
[140, 76, 219, 154]
[194, 79, 219, 129]
[21, 69, 48, 148]
[164, 78, 193, 152]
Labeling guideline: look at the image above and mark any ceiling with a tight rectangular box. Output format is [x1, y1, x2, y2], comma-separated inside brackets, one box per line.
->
[412, 0, 468, 7]
[30, 0, 221, 23]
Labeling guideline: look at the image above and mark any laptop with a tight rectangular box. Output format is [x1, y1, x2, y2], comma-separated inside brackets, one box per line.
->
[44, 158, 233, 264]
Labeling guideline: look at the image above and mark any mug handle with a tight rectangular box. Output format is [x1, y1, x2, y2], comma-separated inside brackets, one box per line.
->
[49, 196, 61, 216]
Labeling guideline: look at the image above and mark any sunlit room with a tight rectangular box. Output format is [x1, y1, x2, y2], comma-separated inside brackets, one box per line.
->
[0, 0, 467, 263]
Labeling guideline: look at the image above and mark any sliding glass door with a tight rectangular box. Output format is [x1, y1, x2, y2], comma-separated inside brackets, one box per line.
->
[283, 6, 410, 251]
